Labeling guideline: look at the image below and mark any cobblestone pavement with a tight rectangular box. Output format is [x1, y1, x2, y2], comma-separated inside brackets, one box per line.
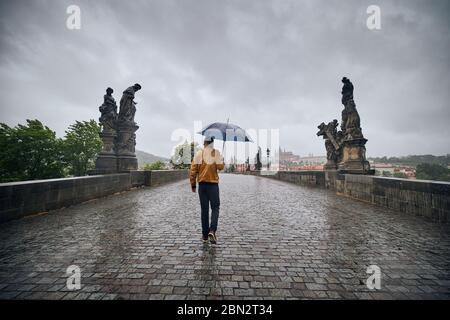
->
[0, 174, 449, 300]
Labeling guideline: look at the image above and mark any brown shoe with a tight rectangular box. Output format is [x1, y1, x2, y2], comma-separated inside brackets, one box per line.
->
[208, 231, 217, 244]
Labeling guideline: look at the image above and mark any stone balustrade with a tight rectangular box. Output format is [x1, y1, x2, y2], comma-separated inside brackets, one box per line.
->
[236, 171, 450, 224]
[0, 170, 188, 223]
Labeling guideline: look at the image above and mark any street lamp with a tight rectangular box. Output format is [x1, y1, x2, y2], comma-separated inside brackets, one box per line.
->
[266, 148, 270, 170]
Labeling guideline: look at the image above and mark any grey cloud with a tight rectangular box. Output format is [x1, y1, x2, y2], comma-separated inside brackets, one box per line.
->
[0, 0, 449, 158]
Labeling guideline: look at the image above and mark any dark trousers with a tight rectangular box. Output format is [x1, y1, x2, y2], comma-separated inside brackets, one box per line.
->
[198, 182, 220, 238]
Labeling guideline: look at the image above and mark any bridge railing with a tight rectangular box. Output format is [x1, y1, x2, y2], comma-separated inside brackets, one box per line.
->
[234, 170, 450, 224]
[0, 170, 188, 224]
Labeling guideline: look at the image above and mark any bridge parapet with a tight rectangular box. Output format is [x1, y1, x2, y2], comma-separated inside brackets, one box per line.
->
[239, 170, 326, 188]
[336, 174, 450, 223]
[0, 170, 188, 224]
[235, 171, 450, 224]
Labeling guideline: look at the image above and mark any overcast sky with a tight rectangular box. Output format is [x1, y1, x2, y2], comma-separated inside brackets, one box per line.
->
[0, 0, 449, 160]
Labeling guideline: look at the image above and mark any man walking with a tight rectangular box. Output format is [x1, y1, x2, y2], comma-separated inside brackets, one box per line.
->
[190, 137, 224, 244]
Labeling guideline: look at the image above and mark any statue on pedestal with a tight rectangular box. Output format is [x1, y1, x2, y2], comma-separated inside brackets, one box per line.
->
[255, 147, 262, 171]
[317, 77, 373, 174]
[91, 83, 142, 174]
[116, 83, 141, 171]
[92, 88, 119, 174]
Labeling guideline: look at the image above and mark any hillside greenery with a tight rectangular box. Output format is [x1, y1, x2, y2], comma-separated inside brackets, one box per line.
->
[416, 163, 450, 182]
[369, 154, 450, 167]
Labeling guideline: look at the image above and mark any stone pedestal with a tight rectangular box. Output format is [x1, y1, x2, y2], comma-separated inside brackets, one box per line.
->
[324, 169, 339, 189]
[91, 156, 118, 174]
[338, 138, 373, 174]
[117, 156, 138, 172]
[116, 123, 139, 172]
[91, 130, 118, 174]
[324, 161, 338, 171]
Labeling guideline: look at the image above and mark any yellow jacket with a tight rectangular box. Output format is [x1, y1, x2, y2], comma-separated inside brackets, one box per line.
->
[190, 146, 224, 186]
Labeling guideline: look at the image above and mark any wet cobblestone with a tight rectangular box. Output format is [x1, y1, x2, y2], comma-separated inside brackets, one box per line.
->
[0, 174, 449, 300]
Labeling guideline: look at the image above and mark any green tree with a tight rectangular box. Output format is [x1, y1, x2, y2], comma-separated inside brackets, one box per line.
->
[0, 119, 65, 182]
[170, 141, 201, 169]
[393, 172, 408, 179]
[382, 170, 393, 177]
[143, 161, 166, 171]
[368, 154, 450, 167]
[416, 163, 450, 182]
[62, 120, 102, 176]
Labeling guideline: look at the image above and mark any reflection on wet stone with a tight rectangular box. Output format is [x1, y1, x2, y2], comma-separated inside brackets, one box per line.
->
[0, 174, 449, 300]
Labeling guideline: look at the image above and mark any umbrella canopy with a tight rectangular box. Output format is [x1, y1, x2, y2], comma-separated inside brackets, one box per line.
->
[198, 122, 253, 142]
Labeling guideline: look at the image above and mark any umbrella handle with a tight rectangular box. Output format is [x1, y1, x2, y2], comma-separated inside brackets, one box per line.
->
[222, 117, 229, 157]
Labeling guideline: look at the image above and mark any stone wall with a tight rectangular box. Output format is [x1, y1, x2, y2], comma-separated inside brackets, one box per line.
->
[146, 169, 189, 187]
[336, 174, 450, 223]
[238, 170, 326, 188]
[237, 171, 450, 224]
[0, 170, 188, 223]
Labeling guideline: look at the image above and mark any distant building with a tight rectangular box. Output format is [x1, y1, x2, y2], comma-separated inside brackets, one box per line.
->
[279, 148, 301, 163]
[372, 163, 396, 174]
[278, 148, 326, 171]
[371, 162, 416, 179]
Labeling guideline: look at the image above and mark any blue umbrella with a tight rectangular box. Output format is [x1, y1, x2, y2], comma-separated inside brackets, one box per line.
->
[198, 121, 253, 142]
[197, 119, 253, 151]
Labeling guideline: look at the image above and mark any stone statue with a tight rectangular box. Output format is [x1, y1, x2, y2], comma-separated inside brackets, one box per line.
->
[317, 77, 372, 174]
[99, 87, 118, 133]
[317, 120, 340, 169]
[255, 147, 262, 171]
[342, 98, 363, 140]
[118, 83, 142, 124]
[341, 77, 354, 105]
[92, 87, 119, 174]
[92, 83, 142, 174]
[340, 78, 363, 140]
[115, 83, 142, 171]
